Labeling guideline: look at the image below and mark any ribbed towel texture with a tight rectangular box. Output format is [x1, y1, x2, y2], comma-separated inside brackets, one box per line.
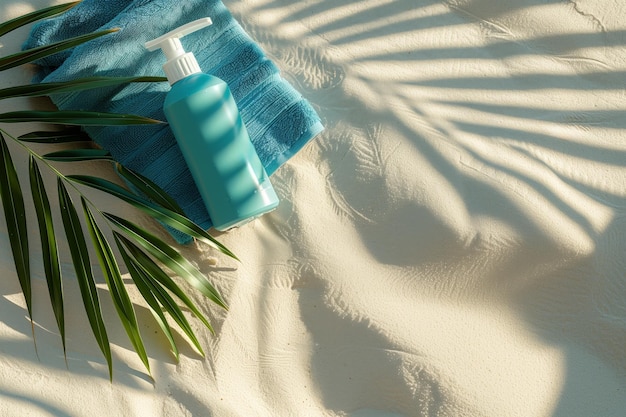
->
[24, 0, 324, 241]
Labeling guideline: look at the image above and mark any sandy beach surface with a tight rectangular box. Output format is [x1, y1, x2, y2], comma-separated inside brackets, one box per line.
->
[1, 0, 625, 416]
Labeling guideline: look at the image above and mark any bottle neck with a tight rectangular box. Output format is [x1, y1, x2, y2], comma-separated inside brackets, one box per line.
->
[163, 52, 201, 84]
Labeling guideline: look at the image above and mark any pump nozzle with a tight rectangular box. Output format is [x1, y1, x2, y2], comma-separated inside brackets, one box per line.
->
[145, 17, 213, 85]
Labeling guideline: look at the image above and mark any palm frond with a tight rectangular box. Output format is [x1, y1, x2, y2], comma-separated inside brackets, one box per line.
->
[58, 178, 113, 380]
[67, 175, 237, 259]
[120, 235, 213, 340]
[82, 198, 151, 376]
[0, 76, 167, 100]
[19, 127, 91, 144]
[0, 1, 80, 37]
[0, 3, 235, 380]
[115, 235, 181, 361]
[0, 133, 32, 325]
[29, 156, 65, 359]
[0, 110, 163, 125]
[116, 163, 186, 216]
[44, 149, 113, 162]
[103, 212, 228, 310]
[0, 28, 119, 72]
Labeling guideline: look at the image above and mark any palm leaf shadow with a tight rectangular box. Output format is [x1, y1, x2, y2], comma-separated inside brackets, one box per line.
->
[239, 0, 626, 414]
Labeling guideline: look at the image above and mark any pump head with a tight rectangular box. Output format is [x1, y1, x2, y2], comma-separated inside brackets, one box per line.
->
[145, 17, 213, 85]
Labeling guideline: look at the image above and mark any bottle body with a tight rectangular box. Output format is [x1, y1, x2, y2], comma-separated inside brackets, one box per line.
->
[164, 72, 279, 231]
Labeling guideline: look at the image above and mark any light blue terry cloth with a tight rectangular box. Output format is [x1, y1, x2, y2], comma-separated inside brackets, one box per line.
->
[24, 0, 324, 242]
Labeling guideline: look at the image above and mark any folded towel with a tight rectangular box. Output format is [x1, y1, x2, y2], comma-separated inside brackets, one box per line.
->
[24, 0, 324, 242]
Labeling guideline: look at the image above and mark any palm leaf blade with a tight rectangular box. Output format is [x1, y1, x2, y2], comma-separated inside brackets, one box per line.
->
[0, 133, 32, 318]
[67, 175, 237, 259]
[116, 163, 186, 215]
[44, 149, 112, 162]
[81, 198, 150, 375]
[57, 179, 112, 379]
[0, 28, 119, 72]
[114, 234, 180, 361]
[19, 127, 91, 143]
[0, 76, 167, 101]
[0, 1, 80, 37]
[103, 212, 227, 310]
[0, 110, 163, 126]
[29, 156, 65, 356]
[121, 235, 213, 333]
[118, 234, 210, 351]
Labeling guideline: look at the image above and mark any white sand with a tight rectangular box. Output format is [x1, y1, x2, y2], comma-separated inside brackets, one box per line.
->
[1, 0, 626, 416]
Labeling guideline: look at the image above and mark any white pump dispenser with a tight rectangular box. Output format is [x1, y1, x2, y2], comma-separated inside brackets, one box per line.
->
[145, 18, 213, 84]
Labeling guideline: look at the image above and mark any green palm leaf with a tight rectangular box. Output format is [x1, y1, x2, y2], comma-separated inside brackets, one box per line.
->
[29, 156, 65, 358]
[44, 149, 113, 162]
[0, 110, 163, 125]
[0, 3, 235, 378]
[19, 127, 91, 143]
[0, 1, 80, 37]
[102, 212, 227, 310]
[67, 174, 237, 259]
[117, 234, 211, 350]
[81, 198, 150, 376]
[0, 28, 119, 72]
[0, 76, 167, 100]
[116, 163, 186, 216]
[0, 133, 32, 327]
[58, 179, 112, 380]
[114, 234, 180, 361]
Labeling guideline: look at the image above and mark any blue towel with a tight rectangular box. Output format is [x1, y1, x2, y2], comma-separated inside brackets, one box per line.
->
[24, 0, 324, 242]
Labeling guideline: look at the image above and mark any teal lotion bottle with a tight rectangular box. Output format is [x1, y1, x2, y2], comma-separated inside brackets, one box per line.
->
[145, 18, 279, 231]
